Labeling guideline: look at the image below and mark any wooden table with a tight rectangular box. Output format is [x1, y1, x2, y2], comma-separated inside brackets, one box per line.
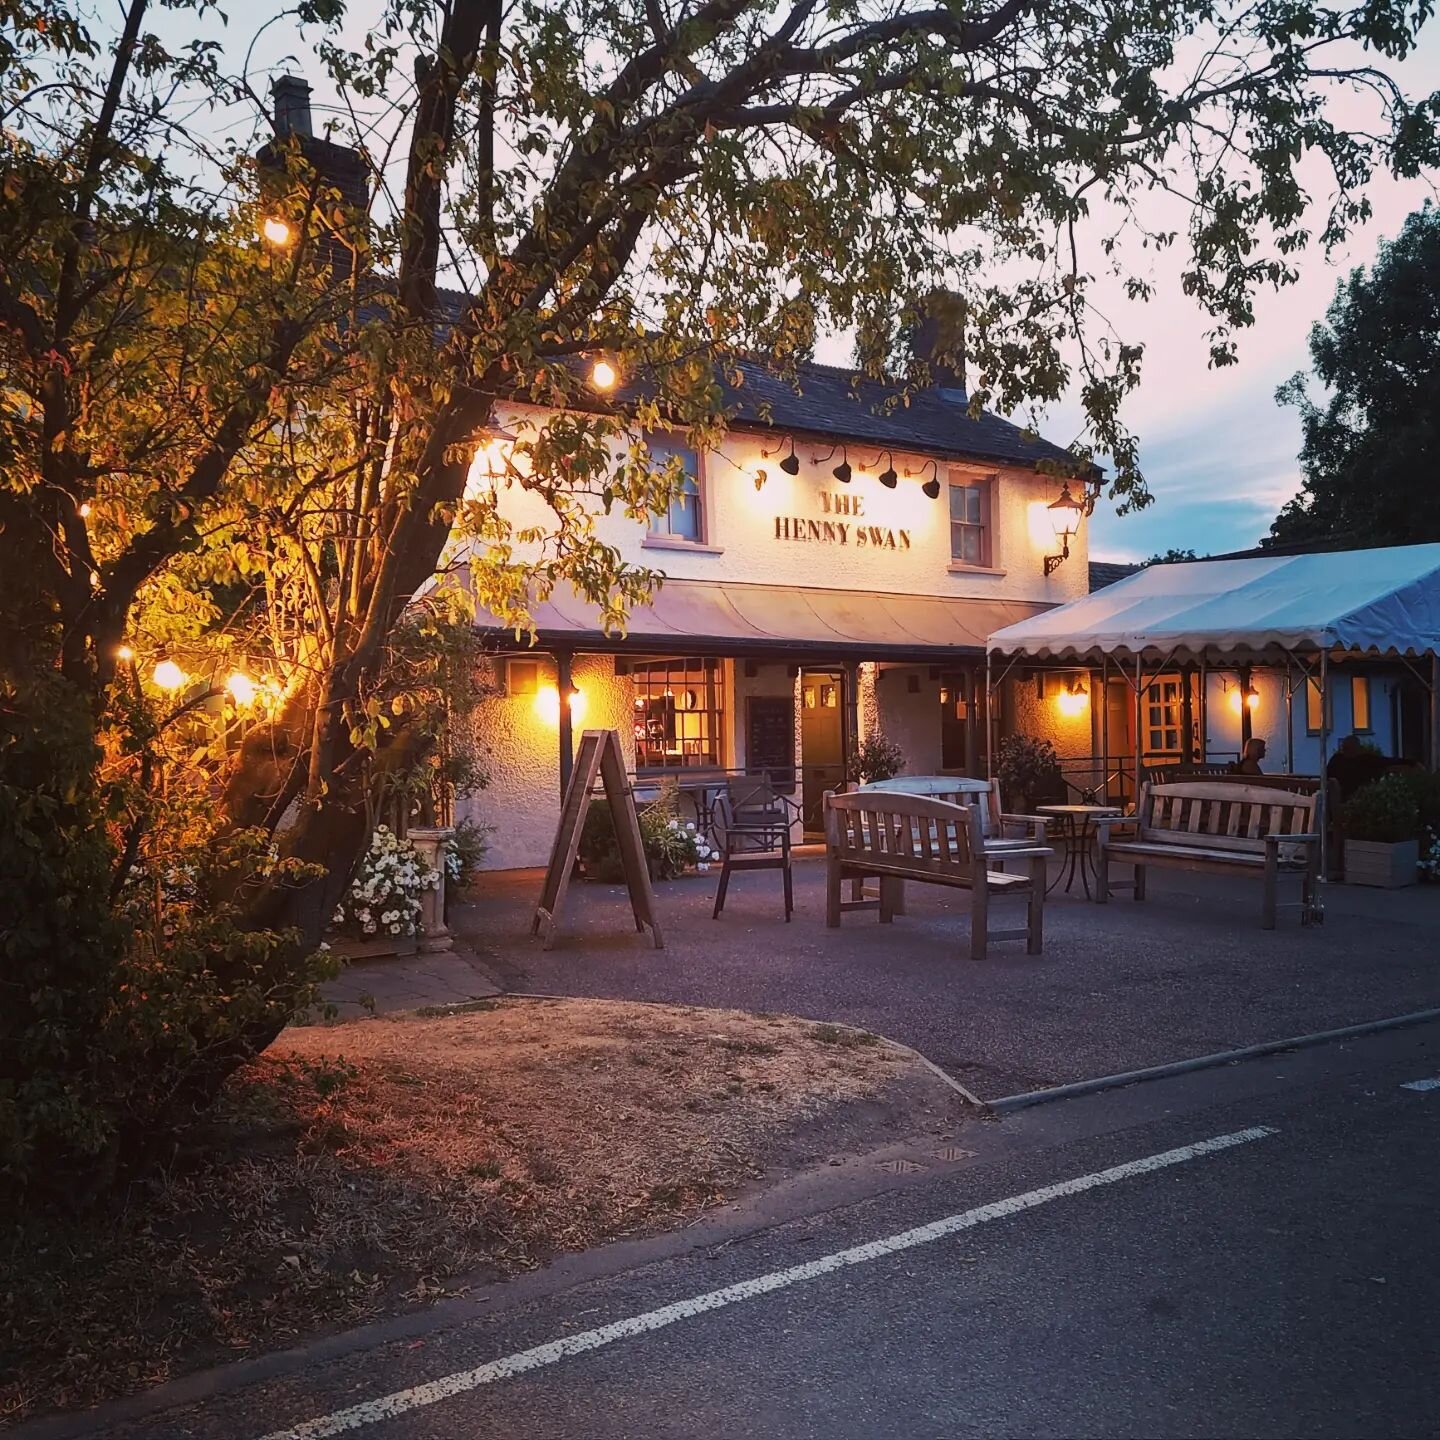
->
[1035, 804, 1123, 898]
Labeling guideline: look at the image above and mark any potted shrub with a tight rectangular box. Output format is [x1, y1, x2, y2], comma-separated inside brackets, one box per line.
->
[578, 793, 715, 881]
[995, 734, 1064, 814]
[1342, 775, 1420, 888]
[848, 731, 906, 784]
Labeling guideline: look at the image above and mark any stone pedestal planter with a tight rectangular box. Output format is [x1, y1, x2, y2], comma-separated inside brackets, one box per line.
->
[408, 826, 455, 953]
[1344, 837, 1418, 889]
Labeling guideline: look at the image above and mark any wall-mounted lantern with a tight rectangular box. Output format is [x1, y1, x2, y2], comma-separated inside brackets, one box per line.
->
[1043, 482, 1085, 576]
[1056, 677, 1089, 717]
[1228, 682, 1260, 715]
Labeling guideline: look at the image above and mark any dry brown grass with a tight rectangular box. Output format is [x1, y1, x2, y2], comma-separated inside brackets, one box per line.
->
[1, 997, 961, 1424]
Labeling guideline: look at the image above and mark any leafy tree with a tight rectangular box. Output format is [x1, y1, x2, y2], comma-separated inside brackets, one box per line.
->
[2, 0, 1438, 1192]
[1268, 204, 1440, 548]
[1146, 548, 1200, 564]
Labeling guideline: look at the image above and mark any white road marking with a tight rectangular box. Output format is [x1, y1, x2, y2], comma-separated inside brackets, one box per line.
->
[1399, 1076, 1440, 1092]
[258, 1125, 1278, 1440]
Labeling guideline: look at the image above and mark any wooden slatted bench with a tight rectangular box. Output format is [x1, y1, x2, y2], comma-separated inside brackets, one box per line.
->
[824, 790, 1052, 959]
[1097, 781, 1321, 929]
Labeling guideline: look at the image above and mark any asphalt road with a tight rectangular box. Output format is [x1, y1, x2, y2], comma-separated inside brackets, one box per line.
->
[52, 1019, 1440, 1440]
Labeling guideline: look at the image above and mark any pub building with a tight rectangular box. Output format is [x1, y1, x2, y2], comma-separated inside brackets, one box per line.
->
[456, 356, 1095, 871]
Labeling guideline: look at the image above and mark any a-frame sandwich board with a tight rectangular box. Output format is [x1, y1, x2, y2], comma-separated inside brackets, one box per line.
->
[533, 728, 664, 951]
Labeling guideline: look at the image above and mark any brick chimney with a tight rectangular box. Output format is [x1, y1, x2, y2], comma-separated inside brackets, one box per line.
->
[907, 290, 967, 394]
[271, 75, 314, 139]
[258, 75, 369, 282]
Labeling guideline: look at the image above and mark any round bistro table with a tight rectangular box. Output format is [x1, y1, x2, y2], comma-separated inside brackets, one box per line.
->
[1035, 803, 1123, 898]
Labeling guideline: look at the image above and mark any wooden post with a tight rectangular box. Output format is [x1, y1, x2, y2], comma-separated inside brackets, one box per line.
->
[1198, 657, 1208, 762]
[1133, 657, 1144, 810]
[1239, 665, 1253, 747]
[556, 649, 574, 799]
[1318, 650, 1330, 885]
[1181, 663, 1195, 764]
[984, 650, 994, 778]
[1284, 656, 1295, 773]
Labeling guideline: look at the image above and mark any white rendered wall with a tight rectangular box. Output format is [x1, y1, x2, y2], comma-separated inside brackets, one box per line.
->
[475, 403, 1089, 608]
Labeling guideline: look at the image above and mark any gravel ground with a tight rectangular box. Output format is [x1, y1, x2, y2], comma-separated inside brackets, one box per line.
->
[456, 859, 1440, 1097]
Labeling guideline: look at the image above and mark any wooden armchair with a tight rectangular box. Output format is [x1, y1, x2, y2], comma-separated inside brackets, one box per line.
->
[711, 777, 799, 921]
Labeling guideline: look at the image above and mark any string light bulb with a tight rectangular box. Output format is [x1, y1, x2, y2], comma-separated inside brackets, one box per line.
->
[590, 358, 618, 391]
[226, 672, 257, 705]
[152, 659, 187, 691]
[261, 216, 293, 247]
[116, 644, 134, 662]
[79, 501, 92, 518]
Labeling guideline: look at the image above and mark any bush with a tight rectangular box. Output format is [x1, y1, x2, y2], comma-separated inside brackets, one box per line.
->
[444, 816, 492, 891]
[1342, 774, 1421, 843]
[995, 734, 1063, 808]
[1389, 767, 1440, 833]
[331, 826, 436, 939]
[848, 731, 906, 784]
[578, 787, 714, 881]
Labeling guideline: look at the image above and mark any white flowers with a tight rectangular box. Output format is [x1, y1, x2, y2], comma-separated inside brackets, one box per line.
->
[332, 825, 434, 940]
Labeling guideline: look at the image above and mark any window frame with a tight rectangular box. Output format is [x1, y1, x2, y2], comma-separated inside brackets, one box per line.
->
[630, 655, 726, 772]
[642, 431, 711, 548]
[1351, 674, 1373, 734]
[1304, 676, 1332, 736]
[946, 471, 996, 570]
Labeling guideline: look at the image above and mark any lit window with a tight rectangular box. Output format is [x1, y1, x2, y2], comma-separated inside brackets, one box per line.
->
[646, 436, 704, 542]
[631, 657, 724, 768]
[949, 480, 990, 565]
[1145, 678, 1183, 755]
[1352, 675, 1371, 733]
[506, 658, 539, 697]
[1305, 677, 1328, 734]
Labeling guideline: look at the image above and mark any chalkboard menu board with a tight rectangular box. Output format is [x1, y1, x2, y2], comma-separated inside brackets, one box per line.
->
[746, 696, 796, 790]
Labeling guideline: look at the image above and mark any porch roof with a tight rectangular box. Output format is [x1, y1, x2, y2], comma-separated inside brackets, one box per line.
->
[987, 542, 1440, 665]
[475, 578, 1052, 664]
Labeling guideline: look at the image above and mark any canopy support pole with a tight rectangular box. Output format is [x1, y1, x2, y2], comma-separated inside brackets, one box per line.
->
[984, 650, 993, 779]
[1100, 655, 1111, 804]
[1284, 655, 1294, 773]
[1134, 656, 1143, 809]
[1318, 649, 1330, 888]
[1199, 657, 1208, 761]
[1431, 655, 1440, 771]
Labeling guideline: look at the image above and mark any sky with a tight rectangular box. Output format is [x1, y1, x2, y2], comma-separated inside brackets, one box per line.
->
[135, 2, 1440, 562]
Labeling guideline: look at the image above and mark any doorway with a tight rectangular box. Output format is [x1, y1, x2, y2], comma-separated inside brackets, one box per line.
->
[800, 669, 846, 833]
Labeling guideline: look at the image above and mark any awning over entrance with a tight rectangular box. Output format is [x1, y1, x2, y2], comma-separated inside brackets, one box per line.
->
[477, 579, 1052, 663]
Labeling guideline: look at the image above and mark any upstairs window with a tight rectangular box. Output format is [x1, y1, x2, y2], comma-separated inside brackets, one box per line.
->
[646, 435, 705, 543]
[949, 478, 992, 566]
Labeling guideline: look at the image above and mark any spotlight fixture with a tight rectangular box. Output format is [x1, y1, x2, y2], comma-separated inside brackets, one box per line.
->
[876, 452, 898, 489]
[763, 436, 801, 476]
[909, 458, 942, 499]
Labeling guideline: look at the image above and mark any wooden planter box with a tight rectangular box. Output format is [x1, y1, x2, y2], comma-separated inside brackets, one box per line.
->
[1343, 838, 1418, 889]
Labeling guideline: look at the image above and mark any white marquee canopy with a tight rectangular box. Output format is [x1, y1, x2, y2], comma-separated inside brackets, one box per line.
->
[987, 543, 1440, 665]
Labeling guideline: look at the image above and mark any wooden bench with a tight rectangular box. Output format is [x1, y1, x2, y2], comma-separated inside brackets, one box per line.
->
[824, 790, 1052, 959]
[1097, 781, 1321, 929]
[854, 775, 1050, 854]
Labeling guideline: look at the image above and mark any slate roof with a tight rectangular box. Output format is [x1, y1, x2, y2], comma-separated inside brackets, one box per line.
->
[434, 289, 1083, 474]
[715, 359, 1084, 473]
[1088, 560, 1142, 592]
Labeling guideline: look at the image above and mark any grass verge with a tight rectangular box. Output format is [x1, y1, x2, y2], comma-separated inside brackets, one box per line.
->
[2, 997, 964, 1423]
